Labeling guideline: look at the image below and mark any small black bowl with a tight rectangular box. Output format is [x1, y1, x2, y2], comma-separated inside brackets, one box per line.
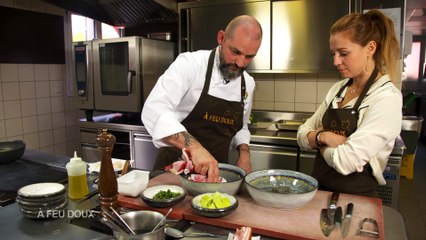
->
[141, 185, 186, 208]
[190, 192, 238, 218]
[0, 140, 25, 164]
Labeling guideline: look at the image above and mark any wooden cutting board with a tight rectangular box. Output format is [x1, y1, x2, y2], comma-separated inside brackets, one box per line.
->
[118, 172, 384, 240]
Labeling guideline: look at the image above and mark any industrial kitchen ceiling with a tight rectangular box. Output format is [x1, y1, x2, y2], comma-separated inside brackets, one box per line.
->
[42, 0, 179, 26]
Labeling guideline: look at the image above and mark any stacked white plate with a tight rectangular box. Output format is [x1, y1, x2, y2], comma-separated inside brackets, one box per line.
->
[16, 182, 67, 219]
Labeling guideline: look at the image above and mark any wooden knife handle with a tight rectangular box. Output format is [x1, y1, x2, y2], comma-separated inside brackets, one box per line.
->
[330, 192, 340, 206]
[121, 160, 130, 176]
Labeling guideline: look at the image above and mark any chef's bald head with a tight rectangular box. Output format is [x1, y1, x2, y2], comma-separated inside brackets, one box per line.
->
[224, 15, 262, 40]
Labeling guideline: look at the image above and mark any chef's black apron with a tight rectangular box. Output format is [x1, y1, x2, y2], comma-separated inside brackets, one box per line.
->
[312, 69, 379, 197]
[153, 48, 245, 170]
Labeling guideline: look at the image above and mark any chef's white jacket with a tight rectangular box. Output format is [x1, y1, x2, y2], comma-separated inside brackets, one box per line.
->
[297, 75, 402, 185]
[142, 48, 255, 150]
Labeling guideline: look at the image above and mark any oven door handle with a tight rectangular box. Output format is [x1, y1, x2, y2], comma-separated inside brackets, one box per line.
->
[127, 70, 136, 94]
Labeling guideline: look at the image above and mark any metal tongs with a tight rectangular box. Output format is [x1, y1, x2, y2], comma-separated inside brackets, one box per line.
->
[358, 218, 379, 238]
[101, 207, 135, 235]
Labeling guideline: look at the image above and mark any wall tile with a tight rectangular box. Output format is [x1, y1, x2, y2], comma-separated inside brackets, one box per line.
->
[255, 81, 274, 101]
[66, 140, 79, 156]
[22, 116, 38, 134]
[40, 146, 55, 154]
[0, 101, 4, 120]
[55, 143, 68, 156]
[24, 132, 40, 150]
[34, 64, 49, 81]
[37, 114, 52, 131]
[64, 95, 77, 111]
[21, 99, 37, 117]
[18, 64, 35, 82]
[2, 82, 20, 100]
[295, 103, 316, 113]
[66, 125, 79, 142]
[36, 98, 52, 114]
[35, 81, 50, 98]
[1, 64, 19, 82]
[53, 127, 66, 144]
[52, 112, 65, 128]
[48, 64, 63, 81]
[5, 118, 23, 137]
[50, 80, 64, 97]
[38, 130, 53, 148]
[51, 96, 64, 113]
[65, 110, 78, 127]
[317, 81, 336, 103]
[295, 81, 317, 103]
[275, 102, 295, 112]
[4, 100, 21, 119]
[275, 81, 295, 102]
[0, 83, 3, 100]
[0, 120, 5, 139]
[20, 82, 36, 99]
[317, 72, 341, 82]
[253, 101, 274, 111]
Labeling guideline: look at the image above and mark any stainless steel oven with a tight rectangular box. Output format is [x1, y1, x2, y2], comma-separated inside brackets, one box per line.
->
[73, 41, 94, 111]
[73, 36, 175, 117]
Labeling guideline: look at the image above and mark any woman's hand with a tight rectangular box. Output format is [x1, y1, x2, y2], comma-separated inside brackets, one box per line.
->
[320, 131, 347, 148]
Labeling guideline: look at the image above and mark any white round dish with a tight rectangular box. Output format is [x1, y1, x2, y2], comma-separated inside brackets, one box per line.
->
[17, 182, 66, 198]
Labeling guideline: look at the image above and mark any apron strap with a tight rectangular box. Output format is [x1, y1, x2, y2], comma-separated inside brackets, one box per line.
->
[202, 48, 216, 95]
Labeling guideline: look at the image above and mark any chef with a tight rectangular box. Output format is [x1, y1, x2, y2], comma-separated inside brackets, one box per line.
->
[141, 15, 263, 182]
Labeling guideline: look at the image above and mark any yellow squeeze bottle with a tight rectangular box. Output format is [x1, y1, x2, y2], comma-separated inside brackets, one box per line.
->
[66, 151, 89, 199]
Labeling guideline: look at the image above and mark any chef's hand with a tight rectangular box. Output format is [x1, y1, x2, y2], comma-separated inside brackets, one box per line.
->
[163, 131, 219, 182]
[189, 146, 219, 182]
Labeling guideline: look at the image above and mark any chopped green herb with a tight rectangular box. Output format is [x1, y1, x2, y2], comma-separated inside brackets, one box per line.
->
[153, 189, 181, 200]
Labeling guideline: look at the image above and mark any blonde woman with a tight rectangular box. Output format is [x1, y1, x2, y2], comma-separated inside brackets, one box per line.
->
[297, 10, 402, 197]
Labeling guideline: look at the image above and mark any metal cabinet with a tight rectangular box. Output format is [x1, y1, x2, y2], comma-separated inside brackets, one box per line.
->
[272, 0, 349, 71]
[249, 144, 298, 171]
[178, 0, 271, 70]
[298, 150, 316, 175]
[80, 127, 101, 163]
[132, 131, 158, 171]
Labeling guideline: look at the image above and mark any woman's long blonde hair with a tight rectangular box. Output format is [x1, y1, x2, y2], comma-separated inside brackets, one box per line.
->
[330, 10, 401, 83]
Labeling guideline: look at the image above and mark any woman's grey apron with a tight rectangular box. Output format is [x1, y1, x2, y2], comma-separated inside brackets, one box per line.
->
[312, 69, 379, 197]
[153, 48, 245, 170]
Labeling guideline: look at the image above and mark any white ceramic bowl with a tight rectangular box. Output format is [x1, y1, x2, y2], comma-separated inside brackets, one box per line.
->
[117, 170, 149, 197]
[244, 169, 318, 209]
[179, 163, 246, 196]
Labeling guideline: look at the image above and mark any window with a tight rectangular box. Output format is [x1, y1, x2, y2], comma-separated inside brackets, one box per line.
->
[403, 41, 421, 81]
[71, 14, 121, 42]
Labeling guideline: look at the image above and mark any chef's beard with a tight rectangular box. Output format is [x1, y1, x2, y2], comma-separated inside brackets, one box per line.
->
[219, 51, 246, 80]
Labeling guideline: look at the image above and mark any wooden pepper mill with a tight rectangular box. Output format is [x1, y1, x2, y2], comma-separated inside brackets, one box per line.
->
[97, 129, 119, 217]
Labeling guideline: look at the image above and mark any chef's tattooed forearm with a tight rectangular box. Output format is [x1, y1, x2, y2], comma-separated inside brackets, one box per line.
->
[181, 132, 196, 147]
[166, 131, 196, 147]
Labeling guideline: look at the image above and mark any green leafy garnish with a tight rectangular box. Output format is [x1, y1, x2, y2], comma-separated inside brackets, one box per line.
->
[153, 189, 181, 200]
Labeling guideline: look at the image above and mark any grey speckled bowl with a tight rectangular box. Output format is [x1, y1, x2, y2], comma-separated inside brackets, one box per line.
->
[244, 169, 318, 209]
